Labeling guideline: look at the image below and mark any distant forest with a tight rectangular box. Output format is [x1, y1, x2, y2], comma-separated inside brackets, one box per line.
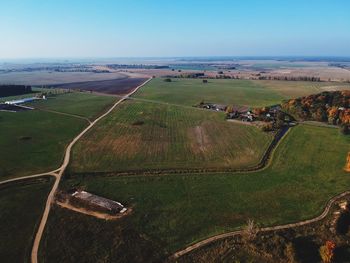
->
[0, 85, 32, 97]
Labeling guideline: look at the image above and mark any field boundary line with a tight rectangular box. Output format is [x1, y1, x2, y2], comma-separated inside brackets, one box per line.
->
[35, 107, 92, 124]
[171, 190, 350, 260]
[30, 77, 152, 263]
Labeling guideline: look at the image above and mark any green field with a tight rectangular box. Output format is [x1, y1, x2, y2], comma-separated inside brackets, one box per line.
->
[39, 206, 165, 263]
[27, 92, 116, 120]
[134, 78, 350, 107]
[0, 91, 117, 180]
[0, 178, 53, 263]
[0, 110, 86, 179]
[45, 124, 350, 261]
[70, 100, 273, 173]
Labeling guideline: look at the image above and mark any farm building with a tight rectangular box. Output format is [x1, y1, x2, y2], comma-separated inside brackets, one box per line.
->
[5, 97, 38, 105]
[71, 190, 127, 214]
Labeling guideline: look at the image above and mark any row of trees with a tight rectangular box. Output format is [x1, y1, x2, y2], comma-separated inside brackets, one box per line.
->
[164, 74, 327, 82]
[0, 85, 32, 97]
[258, 75, 321, 82]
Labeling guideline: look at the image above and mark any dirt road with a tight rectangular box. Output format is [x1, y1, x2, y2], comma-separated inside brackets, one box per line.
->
[0, 170, 59, 186]
[171, 190, 350, 260]
[56, 201, 132, 220]
[30, 78, 152, 263]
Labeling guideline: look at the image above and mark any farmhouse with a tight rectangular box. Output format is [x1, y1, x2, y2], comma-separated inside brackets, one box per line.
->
[71, 190, 127, 214]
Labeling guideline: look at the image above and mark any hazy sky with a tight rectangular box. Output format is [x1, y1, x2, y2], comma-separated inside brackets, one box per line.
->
[1, 0, 350, 58]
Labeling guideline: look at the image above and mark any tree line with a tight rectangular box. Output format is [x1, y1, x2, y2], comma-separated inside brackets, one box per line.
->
[0, 85, 32, 97]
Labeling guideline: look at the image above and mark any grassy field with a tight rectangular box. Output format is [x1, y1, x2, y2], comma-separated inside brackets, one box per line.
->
[0, 177, 53, 263]
[39, 206, 165, 263]
[47, 124, 350, 261]
[0, 91, 117, 180]
[27, 92, 116, 119]
[0, 110, 87, 179]
[70, 100, 273, 173]
[134, 78, 350, 107]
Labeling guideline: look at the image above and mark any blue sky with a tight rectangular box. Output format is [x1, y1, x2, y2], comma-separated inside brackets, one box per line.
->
[0, 0, 349, 58]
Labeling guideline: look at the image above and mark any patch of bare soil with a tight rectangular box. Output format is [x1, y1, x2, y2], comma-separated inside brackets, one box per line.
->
[56, 200, 132, 220]
[188, 125, 211, 154]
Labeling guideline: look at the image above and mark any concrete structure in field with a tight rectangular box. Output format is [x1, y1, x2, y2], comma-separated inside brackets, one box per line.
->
[71, 190, 127, 214]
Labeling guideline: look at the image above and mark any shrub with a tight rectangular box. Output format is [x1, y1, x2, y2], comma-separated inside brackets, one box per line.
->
[319, 241, 336, 263]
[261, 123, 273, 132]
[242, 219, 258, 243]
[285, 242, 298, 263]
[340, 124, 350, 135]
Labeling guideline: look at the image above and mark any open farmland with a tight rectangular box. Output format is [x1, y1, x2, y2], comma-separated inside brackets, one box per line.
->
[0, 91, 121, 179]
[0, 177, 53, 263]
[43, 124, 350, 262]
[252, 79, 350, 98]
[135, 78, 350, 107]
[70, 100, 273, 173]
[0, 110, 87, 180]
[52, 77, 148, 95]
[27, 92, 116, 120]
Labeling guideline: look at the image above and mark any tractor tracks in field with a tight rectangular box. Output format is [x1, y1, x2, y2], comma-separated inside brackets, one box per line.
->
[73, 125, 291, 178]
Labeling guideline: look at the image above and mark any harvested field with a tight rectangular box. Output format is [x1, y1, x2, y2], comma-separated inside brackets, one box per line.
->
[70, 100, 273, 173]
[52, 77, 148, 95]
[0, 71, 126, 85]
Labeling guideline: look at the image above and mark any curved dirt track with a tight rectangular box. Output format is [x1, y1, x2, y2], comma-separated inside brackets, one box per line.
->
[171, 190, 350, 260]
[0, 169, 60, 186]
[30, 78, 152, 263]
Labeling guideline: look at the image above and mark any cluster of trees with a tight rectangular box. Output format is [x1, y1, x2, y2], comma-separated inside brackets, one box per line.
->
[282, 91, 350, 129]
[0, 85, 32, 97]
[258, 75, 321, 82]
[168, 73, 326, 82]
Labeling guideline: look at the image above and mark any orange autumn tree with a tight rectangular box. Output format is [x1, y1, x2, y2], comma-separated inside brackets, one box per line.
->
[319, 241, 336, 263]
[345, 152, 350, 172]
